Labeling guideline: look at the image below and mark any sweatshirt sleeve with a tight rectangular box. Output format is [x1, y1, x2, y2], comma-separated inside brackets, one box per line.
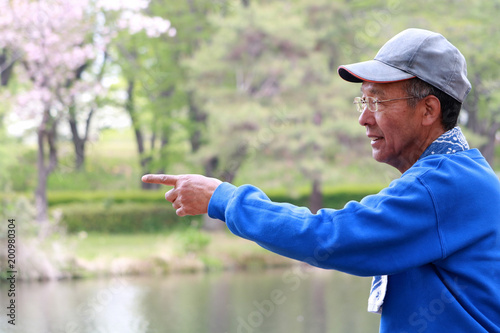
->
[208, 179, 444, 277]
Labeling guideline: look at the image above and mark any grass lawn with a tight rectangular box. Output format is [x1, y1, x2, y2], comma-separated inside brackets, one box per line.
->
[68, 232, 173, 260]
[41, 229, 296, 279]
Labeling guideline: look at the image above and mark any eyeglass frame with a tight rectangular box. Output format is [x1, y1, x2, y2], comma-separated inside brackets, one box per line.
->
[353, 96, 417, 113]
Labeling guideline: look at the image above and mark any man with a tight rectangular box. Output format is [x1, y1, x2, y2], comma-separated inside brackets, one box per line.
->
[142, 29, 500, 332]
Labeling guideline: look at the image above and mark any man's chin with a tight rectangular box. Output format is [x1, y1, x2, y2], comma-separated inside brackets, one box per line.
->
[372, 150, 391, 166]
[371, 149, 384, 163]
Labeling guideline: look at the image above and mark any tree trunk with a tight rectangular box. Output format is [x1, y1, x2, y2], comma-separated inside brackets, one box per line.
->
[309, 178, 323, 214]
[146, 134, 169, 190]
[204, 156, 219, 178]
[68, 117, 82, 172]
[69, 119, 85, 170]
[125, 79, 156, 189]
[187, 92, 206, 153]
[220, 143, 248, 183]
[67, 54, 104, 170]
[0, 48, 16, 86]
[35, 108, 58, 224]
[68, 104, 92, 171]
[480, 122, 500, 166]
[35, 130, 49, 224]
[462, 71, 499, 166]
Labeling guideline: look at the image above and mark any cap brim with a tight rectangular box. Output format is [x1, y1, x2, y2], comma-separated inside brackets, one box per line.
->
[338, 59, 415, 83]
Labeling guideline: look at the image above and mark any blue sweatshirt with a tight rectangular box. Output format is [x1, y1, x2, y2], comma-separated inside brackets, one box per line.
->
[208, 149, 500, 332]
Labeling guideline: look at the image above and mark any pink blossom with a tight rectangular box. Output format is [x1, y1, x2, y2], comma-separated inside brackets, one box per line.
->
[168, 27, 177, 37]
[1, 0, 175, 124]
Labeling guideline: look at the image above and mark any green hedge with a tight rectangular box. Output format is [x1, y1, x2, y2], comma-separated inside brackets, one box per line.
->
[45, 184, 384, 208]
[49, 185, 383, 234]
[266, 184, 383, 209]
[55, 202, 185, 233]
[47, 190, 167, 206]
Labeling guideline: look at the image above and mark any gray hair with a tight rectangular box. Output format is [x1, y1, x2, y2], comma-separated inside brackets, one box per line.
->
[403, 78, 462, 131]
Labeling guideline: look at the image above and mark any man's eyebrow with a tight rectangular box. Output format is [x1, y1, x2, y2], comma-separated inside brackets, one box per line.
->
[361, 85, 386, 98]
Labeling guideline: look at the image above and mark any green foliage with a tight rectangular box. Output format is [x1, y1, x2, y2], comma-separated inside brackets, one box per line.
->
[0, 195, 38, 237]
[1, 144, 37, 192]
[0, 128, 143, 193]
[56, 202, 187, 233]
[47, 190, 166, 206]
[185, 1, 360, 185]
[49, 184, 383, 234]
[107, 0, 221, 176]
[48, 169, 140, 192]
[267, 184, 384, 209]
[174, 228, 211, 253]
[46, 184, 383, 209]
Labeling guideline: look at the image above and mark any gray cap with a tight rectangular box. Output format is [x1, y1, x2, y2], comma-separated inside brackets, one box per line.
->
[338, 28, 471, 103]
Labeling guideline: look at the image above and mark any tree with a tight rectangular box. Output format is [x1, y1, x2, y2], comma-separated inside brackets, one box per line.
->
[185, 1, 358, 211]
[110, 0, 220, 189]
[0, 0, 98, 223]
[0, 0, 173, 223]
[111, 25, 184, 189]
[66, 0, 175, 171]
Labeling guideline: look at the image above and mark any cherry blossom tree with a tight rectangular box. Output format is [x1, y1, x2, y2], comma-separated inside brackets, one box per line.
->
[0, 0, 174, 223]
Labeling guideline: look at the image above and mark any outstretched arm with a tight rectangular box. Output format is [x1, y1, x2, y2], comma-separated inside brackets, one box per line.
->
[141, 174, 222, 217]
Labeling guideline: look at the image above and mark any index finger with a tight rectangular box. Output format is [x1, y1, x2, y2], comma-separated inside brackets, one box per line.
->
[141, 174, 179, 186]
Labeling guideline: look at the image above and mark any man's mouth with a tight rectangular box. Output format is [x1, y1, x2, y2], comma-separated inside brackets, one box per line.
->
[368, 136, 384, 145]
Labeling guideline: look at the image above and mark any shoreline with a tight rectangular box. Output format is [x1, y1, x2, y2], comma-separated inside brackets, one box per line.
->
[0, 230, 300, 282]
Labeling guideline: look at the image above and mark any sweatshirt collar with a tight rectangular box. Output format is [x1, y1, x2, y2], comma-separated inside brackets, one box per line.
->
[420, 127, 469, 160]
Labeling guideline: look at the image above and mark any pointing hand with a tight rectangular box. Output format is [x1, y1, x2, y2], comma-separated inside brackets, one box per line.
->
[141, 174, 222, 217]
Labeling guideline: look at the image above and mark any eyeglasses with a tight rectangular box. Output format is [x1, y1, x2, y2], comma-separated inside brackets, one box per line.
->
[353, 96, 416, 113]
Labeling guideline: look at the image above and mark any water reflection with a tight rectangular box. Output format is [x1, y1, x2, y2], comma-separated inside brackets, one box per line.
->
[1, 267, 380, 333]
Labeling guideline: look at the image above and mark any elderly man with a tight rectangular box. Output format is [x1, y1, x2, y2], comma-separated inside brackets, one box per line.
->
[142, 29, 500, 332]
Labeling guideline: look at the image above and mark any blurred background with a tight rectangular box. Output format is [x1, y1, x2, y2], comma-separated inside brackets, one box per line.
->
[0, 0, 499, 332]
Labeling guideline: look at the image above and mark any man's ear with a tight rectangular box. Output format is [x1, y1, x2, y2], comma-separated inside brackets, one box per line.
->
[421, 95, 441, 127]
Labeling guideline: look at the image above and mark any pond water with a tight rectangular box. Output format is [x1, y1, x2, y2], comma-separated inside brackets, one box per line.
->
[1, 267, 380, 333]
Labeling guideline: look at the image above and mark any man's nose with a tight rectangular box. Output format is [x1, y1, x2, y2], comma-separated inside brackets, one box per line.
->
[358, 108, 375, 127]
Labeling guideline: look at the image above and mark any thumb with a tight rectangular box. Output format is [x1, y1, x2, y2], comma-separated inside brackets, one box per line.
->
[141, 174, 179, 186]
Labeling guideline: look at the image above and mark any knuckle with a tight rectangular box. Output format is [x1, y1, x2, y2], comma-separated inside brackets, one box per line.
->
[165, 190, 175, 202]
